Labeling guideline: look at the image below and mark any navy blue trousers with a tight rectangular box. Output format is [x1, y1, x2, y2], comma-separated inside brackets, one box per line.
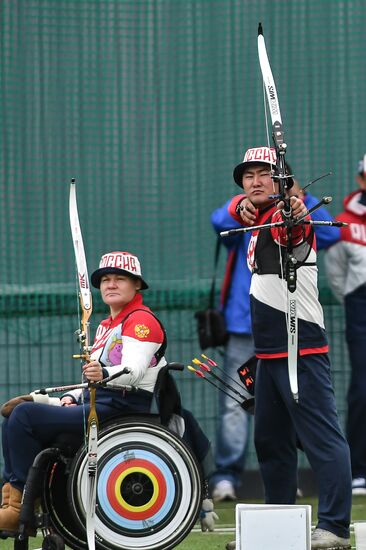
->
[1, 391, 152, 491]
[345, 284, 366, 478]
[254, 353, 352, 539]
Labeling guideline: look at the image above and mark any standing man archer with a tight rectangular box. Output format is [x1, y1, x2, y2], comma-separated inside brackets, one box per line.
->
[224, 146, 351, 550]
[210, 175, 339, 504]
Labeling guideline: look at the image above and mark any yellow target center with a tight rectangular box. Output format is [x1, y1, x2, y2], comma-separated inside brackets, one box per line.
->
[114, 467, 159, 512]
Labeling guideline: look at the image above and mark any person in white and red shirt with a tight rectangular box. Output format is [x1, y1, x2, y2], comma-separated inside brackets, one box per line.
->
[63, 250, 168, 404]
[224, 147, 351, 550]
[0, 251, 215, 533]
[0, 251, 168, 532]
[325, 159, 366, 496]
[0, 251, 217, 531]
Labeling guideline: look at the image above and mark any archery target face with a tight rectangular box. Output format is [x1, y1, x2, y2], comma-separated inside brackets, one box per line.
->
[97, 448, 178, 531]
[73, 422, 201, 549]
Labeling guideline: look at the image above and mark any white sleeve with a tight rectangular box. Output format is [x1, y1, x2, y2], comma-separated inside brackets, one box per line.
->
[61, 388, 83, 403]
[102, 336, 161, 387]
[324, 242, 348, 303]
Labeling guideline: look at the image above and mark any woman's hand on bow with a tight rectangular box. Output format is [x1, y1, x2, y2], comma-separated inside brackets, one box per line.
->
[83, 360, 104, 382]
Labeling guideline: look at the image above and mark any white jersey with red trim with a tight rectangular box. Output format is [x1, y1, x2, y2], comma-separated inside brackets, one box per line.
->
[66, 294, 166, 402]
[228, 196, 328, 358]
[325, 190, 366, 302]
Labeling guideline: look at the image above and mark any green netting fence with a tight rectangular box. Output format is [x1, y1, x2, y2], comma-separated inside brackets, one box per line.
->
[1, 0, 365, 474]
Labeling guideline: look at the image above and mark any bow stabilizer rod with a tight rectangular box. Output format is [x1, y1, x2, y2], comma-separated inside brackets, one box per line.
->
[33, 368, 132, 395]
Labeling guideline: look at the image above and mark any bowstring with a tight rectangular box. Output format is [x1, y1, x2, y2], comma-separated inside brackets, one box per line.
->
[262, 80, 289, 331]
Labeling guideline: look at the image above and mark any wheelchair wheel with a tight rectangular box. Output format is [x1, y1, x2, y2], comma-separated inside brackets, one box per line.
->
[13, 539, 29, 550]
[42, 449, 86, 549]
[42, 533, 65, 550]
[67, 417, 202, 550]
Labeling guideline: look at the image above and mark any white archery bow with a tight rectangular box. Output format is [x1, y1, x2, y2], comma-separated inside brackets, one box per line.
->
[221, 26, 348, 402]
[69, 179, 97, 549]
[257, 23, 299, 402]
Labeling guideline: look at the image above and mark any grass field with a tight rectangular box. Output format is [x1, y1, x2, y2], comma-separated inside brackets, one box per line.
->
[2, 496, 366, 550]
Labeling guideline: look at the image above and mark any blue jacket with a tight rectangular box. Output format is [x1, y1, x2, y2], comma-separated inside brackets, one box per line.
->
[211, 193, 340, 335]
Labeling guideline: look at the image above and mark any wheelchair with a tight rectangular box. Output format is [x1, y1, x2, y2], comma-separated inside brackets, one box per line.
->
[1, 363, 204, 550]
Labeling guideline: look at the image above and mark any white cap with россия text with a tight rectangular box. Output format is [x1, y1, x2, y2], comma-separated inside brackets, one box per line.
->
[91, 251, 149, 289]
[233, 146, 277, 186]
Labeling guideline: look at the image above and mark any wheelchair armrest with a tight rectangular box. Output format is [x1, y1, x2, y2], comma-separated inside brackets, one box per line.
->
[166, 362, 184, 372]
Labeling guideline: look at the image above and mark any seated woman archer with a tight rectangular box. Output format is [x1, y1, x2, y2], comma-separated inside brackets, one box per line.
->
[0, 251, 213, 532]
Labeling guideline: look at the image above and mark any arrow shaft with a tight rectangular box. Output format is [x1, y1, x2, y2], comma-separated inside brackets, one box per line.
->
[208, 361, 247, 394]
[203, 368, 246, 400]
[196, 372, 244, 406]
